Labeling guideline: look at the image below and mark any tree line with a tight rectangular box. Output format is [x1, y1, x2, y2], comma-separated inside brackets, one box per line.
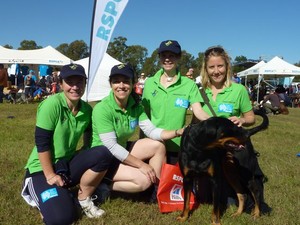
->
[3, 37, 300, 80]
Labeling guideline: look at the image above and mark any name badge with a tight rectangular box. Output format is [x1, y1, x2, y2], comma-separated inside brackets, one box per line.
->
[175, 98, 189, 109]
[218, 103, 233, 113]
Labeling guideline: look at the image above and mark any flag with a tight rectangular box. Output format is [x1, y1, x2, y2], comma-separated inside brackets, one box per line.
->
[87, 0, 129, 101]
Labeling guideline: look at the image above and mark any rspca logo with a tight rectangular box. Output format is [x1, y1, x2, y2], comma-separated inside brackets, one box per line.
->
[175, 98, 189, 109]
[130, 119, 138, 130]
[41, 188, 58, 203]
[170, 184, 184, 201]
[218, 103, 233, 113]
[172, 174, 183, 183]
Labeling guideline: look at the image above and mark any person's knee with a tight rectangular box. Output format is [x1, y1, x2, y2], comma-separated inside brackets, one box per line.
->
[153, 141, 166, 156]
[136, 176, 152, 191]
[43, 208, 78, 225]
[90, 146, 114, 171]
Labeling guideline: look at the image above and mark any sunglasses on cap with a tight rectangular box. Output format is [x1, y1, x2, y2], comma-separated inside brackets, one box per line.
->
[204, 45, 225, 57]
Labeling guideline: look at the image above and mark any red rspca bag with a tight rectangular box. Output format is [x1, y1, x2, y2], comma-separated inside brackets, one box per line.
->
[157, 163, 198, 213]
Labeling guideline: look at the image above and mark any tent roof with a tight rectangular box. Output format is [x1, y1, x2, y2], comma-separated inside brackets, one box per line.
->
[237, 56, 300, 78]
[0, 45, 72, 66]
[237, 60, 266, 77]
[259, 56, 300, 75]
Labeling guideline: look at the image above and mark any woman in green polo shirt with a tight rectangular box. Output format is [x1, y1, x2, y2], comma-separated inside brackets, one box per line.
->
[142, 40, 210, 164]
[22, 64, 112, 224]
[197, 45, 270, 213]
[198, 45, 255, 126]
[92, 63, 185, 201]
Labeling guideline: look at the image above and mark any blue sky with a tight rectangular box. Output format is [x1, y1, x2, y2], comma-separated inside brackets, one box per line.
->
[1, 0, 300, 64]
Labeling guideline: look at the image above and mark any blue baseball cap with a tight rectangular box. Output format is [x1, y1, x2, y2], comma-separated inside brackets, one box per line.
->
[158, 40, 181, 54]
[60, 63, 87, 79]
[110, 63, 134, 79]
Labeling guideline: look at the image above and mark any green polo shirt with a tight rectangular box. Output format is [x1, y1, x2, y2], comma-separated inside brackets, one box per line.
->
[25, 92, 92, 174]
[142, 69, 201, 152]
[92, 91, 148, 148]
[201, 83, 252, 118]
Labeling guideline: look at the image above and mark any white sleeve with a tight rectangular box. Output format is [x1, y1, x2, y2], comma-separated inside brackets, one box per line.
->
[99, 132, 129, 162]
[139, 119, 163, 141]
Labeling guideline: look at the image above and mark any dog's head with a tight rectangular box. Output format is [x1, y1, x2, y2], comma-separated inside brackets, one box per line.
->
[184, 117, 247, 152]
[180, 117, 247, 173]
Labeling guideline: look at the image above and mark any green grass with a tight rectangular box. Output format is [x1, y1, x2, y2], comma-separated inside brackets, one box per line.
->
[0, 102, 300, 225]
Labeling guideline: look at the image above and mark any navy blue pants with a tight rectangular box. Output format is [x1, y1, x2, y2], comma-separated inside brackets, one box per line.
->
[23, 146, 112, 225]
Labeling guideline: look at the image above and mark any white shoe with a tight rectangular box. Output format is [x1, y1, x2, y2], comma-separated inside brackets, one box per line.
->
[79, 197, 105, 218]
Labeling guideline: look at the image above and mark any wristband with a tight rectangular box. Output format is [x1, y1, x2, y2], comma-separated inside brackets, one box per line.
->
[175, 129, 179, 137]
[47, 174, 57, 181]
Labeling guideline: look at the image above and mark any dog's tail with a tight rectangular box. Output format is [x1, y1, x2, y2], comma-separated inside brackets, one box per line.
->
[246, 108, 269, 137]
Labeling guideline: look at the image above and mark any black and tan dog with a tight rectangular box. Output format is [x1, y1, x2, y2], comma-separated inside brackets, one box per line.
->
[177, 110, 269, 225]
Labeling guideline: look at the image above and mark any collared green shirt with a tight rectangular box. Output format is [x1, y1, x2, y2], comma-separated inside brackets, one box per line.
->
[142, 69, 201, 152]
[201, 83, 252, 118]
[92, 91, 148, 148]
[25, 92, 92, 174]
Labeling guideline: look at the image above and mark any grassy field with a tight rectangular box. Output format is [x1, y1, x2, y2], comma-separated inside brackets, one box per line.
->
[0, 102, 299, 225]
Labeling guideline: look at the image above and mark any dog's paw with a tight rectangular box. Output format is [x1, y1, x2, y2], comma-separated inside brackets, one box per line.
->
[230, 211, 242, 217]
[251, 209, 260, 220]
[176, 215, 188, 222]
[212, 222, 222, 225]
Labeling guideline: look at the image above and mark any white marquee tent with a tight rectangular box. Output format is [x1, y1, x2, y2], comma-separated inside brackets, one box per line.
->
[0, 45, 72, 66]
[238, 56, 300, 78]
[238, 56, 300, 101]
[237, 60, 266, 77]
[75, 53, 121, 102]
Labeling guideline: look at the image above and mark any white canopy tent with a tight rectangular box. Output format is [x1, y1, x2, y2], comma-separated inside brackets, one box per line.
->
[75, 53, 121, 102]
[258, 56, 300, 77]
[237, 60, 266, 77]
[238, 56, 300, 102]
[0, 45, 72, 66]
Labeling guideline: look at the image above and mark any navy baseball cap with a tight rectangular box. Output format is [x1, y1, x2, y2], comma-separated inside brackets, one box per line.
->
[110, 63, 134, 79]
[60, 63, 87, 79]
[158, 40, 181, 54]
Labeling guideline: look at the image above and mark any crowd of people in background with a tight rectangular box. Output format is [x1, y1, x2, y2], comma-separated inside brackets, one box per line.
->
[0, 63, 61, 104]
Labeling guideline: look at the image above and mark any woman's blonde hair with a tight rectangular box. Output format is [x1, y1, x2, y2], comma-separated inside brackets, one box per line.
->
[200, 46, 232, 89]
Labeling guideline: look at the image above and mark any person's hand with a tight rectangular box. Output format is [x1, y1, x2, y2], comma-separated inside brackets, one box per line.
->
[175, 127, 186, 136]
[228, 116, 245, 127]
[139, 163, 157, 184]
[46, 174, 65, 187]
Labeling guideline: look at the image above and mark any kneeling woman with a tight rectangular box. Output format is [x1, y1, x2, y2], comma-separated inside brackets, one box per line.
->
[22, 64, 112, 224]
[92, 64, 184, 197]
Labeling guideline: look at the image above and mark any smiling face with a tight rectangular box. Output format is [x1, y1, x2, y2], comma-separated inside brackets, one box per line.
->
[61, 75, 86, 103]
[110, 74, 133, 105]
[206, 56, 227, 86]
[159, 51, 180, 73]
